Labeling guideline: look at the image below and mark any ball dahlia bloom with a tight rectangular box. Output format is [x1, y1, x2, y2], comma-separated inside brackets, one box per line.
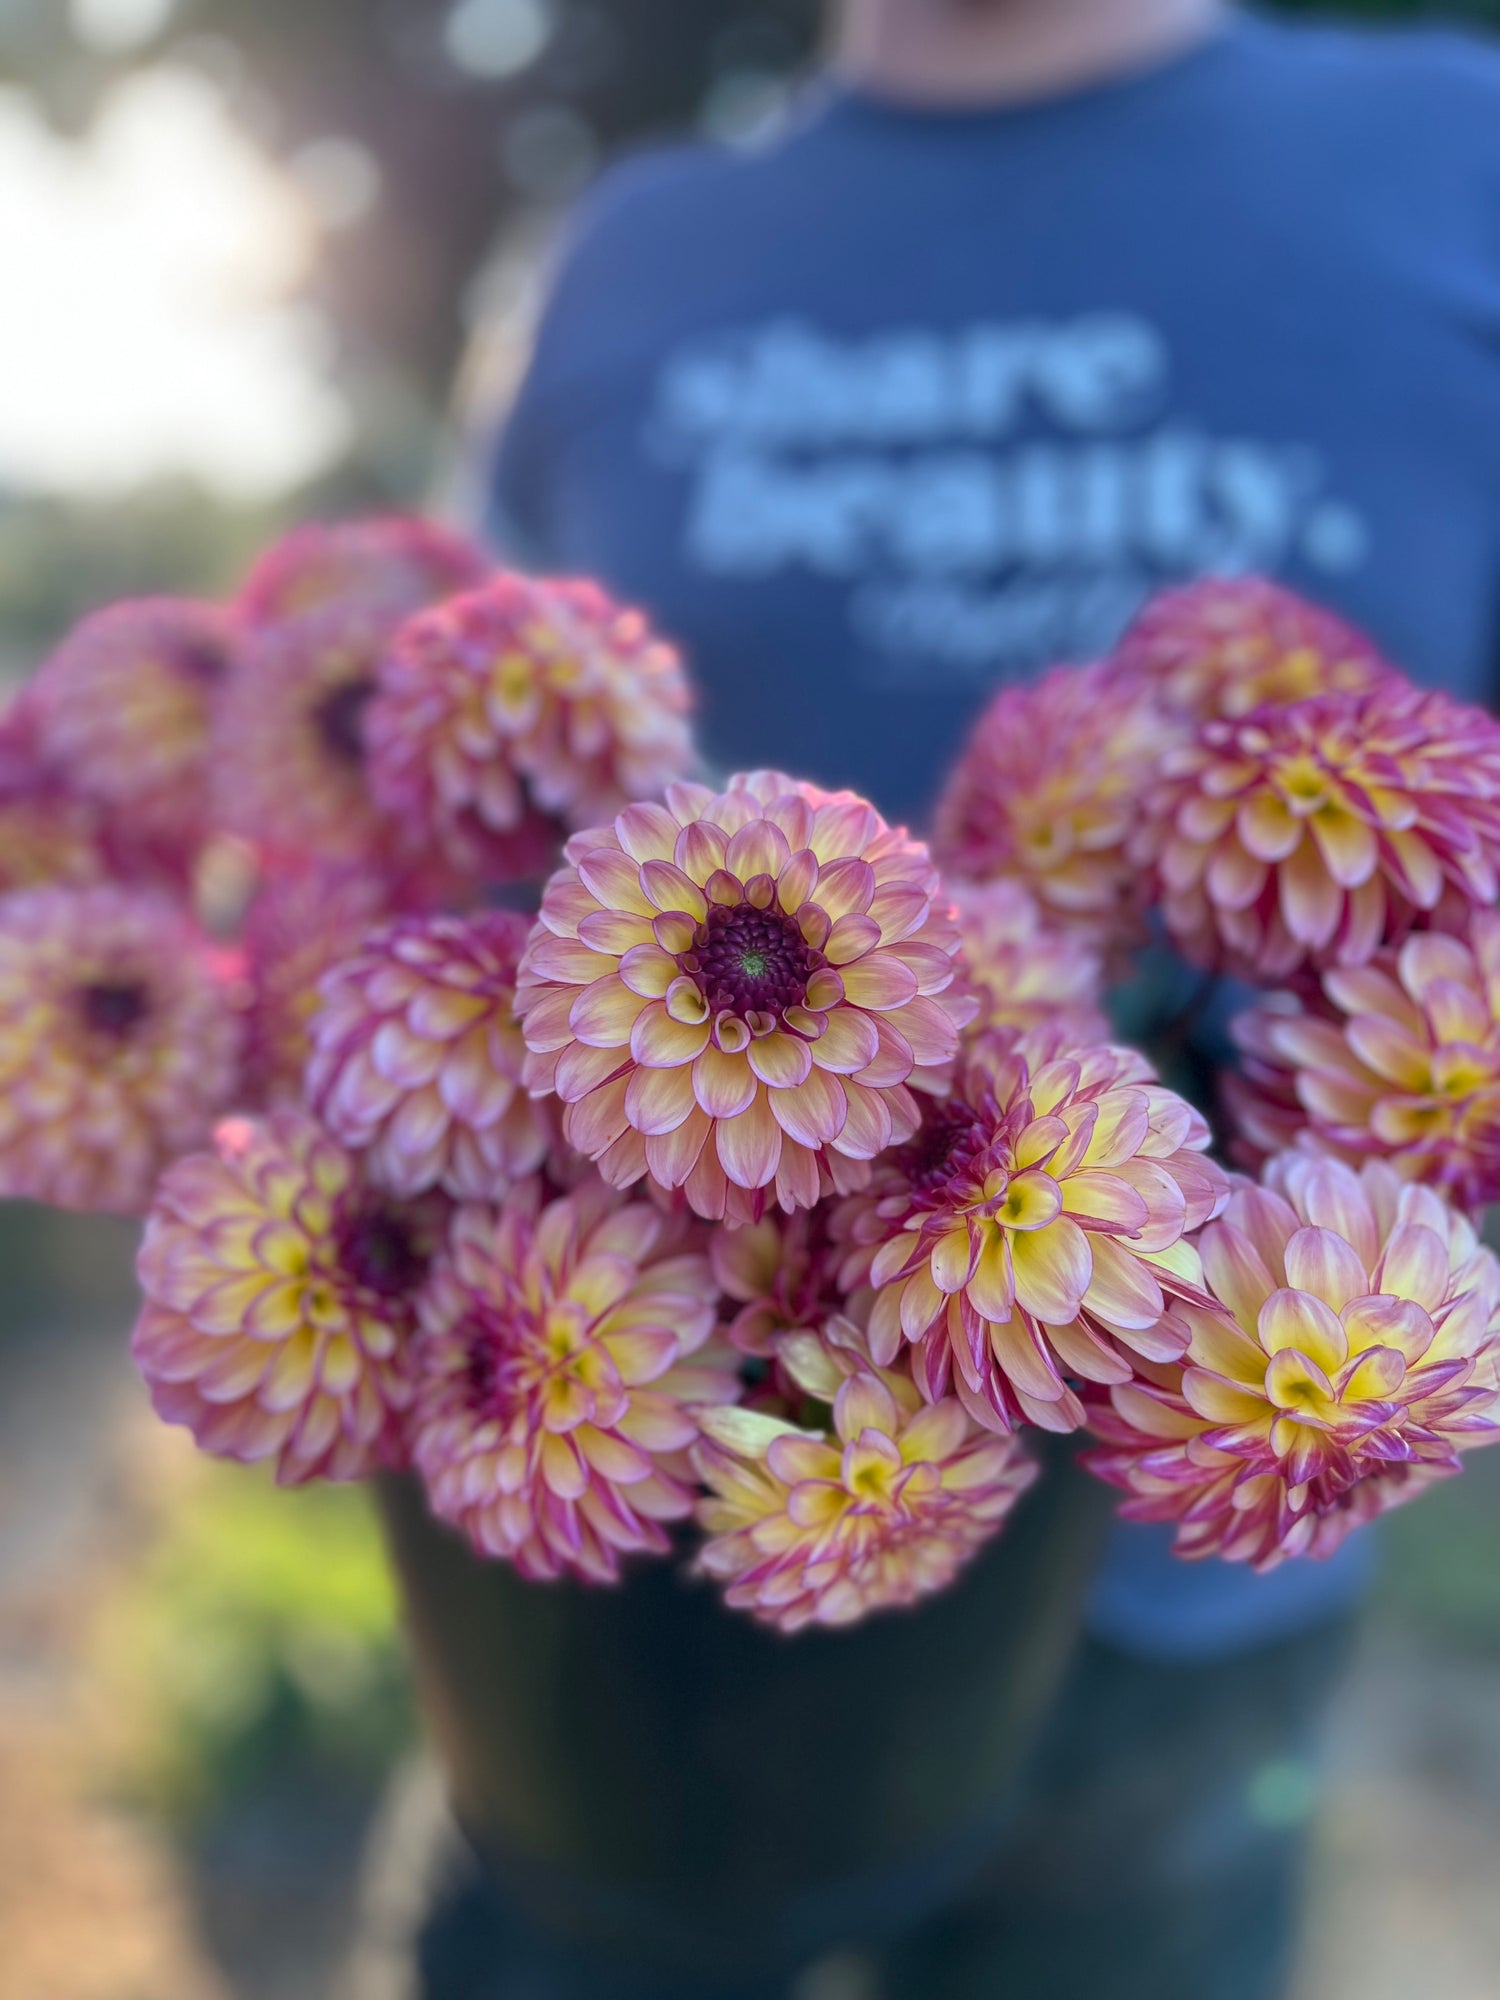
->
[0, 885, 242, 1213]
[1229, 915, 1500, 1211]
[28, 598, 231, 866]
[237, 515, 487, 629]
[134, 1111, 442, 1484]
[1137, 682, 1500, 980]
[213, 604, 416, 871]
[1085, 1154, 1500, 1568]
[240, 864, 396, 1105]
[1114, 577, 1390, 724]
[408, 1177, 736, 1582]
[694, 1321, 1036, 1631]
[836, 1032, 1226, 1433]
[366, 575, 695, 881]
[952, 879, 1108, 1047]
[307, 911, 551, 1201]
[932, 660, 1176, 954]
[518, 771, 974, 1223]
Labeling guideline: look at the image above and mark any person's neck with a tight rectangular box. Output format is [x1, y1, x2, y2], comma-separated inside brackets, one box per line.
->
[830, 0, 1229, 109]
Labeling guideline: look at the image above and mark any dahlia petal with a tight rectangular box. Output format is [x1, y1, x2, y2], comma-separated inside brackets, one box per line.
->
[569, 976, 647, 1048]
[624, 1061, 697, 1136]
[1278, 838, 1343, 948]
[808, 1007, 881, 1075]
[1237, 793, 1301, 862]
[1258, 1288, 1348, 1370]
[1011, 1219, 1092, 1325]
[1373, 1222, 1451, 1311]
[693, 1045, 758, 1119]
[630, 1002, 710, 1068]
[836, 1080, 894, 1159]
[747, 1031, 814, 1089]
[1284, 1227, 1371, 1315]
[812, 856, 876, 919]
[715, 1092, 783, 1189]
[1081, 1234, 1164, 1331]
[768, 1066, 848, 1147]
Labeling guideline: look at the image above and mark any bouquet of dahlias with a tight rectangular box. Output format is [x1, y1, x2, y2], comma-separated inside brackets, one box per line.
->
[8, 532, 1500, 1630]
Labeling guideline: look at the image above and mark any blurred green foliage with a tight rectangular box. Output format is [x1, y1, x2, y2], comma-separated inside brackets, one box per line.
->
[93, 1460, 414, 1824]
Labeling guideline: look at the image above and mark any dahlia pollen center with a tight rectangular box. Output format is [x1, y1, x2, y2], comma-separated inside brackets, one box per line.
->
[339, 1206, 429, 1298]
[897, 1101, 981, 1196]
[314, 676, 376, 765]
[683, 902, 816, 1018]
[81, 979, 149, 1036]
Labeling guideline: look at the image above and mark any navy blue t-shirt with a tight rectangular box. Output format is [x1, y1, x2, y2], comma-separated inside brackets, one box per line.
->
[482, 12, 1500, 1655]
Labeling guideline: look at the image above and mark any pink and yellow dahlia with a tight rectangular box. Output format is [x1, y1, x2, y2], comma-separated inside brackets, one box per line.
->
[1229, 914, 1500, 1211]
[1114, 577, 1390, 724]
[0, 886, 242, 1214]
[307, 911, 551, 1201]
[366, 575, 695, 881]
[952, 879, 1108, 1047]
[1137, 682, 1500, 981]
[0, 888, 242, 1208]
[518, 771, 974, 1223]
[835, 1032, 1226, 1433]
[932, 660, 1176, 954]
[134, 1111, 442, 1484]
[408, 1177, 736, 1581]
[1086, 1154, 1500, 1568]
[240, 864, 396, 1105]
[28, 598, 231, 867]
[237, 515, 487, 629]
[694, 1320, 1035, 1631]
[213, 604, 416, 873]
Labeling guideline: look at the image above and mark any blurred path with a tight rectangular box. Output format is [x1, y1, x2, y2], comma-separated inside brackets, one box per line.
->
[0, 1209, 231, 2000]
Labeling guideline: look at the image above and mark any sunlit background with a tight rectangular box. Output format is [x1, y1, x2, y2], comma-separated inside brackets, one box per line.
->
[2, 4, 1500, 1997]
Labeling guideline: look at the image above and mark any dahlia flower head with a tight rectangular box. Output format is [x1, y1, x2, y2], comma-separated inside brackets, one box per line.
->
[931, 659, 1176, 957]
[1086, 1153, 1500, 1569]
[951, 878, 1108, 1047]
[1114, 576, 1391, 725]
[236, 515, 488, 630]
[834, 1028, 1227, 1434]
[366, 574, 696, 882]
[408, 1174, 737, 1583]
[0, 885, 242, 1214]
[134, 1110, 444, 1484]
[1229, 912, 1500, 1212]
[27, 597, 232, 870]
[694, 1316, 1036, 1632]
[518, 770, 975, 1224]
[213, 602, 417, 873]
[1138, 677, 1500, 983]
[239, 863, 399, 1106]
[308, 910, 552, 1201]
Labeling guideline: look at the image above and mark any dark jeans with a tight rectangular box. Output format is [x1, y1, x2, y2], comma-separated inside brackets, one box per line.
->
[418, 1618, 1355, 2000]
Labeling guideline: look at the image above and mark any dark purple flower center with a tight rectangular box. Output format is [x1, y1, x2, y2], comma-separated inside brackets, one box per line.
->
[681, 902, 815, 1017]
[340, 1206, 429, 1298]
[175, 636, 229, 684]
[81, 980, 149, 1037]
[895, 1099, 983, 1196]
[313, 675, 375, 766]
